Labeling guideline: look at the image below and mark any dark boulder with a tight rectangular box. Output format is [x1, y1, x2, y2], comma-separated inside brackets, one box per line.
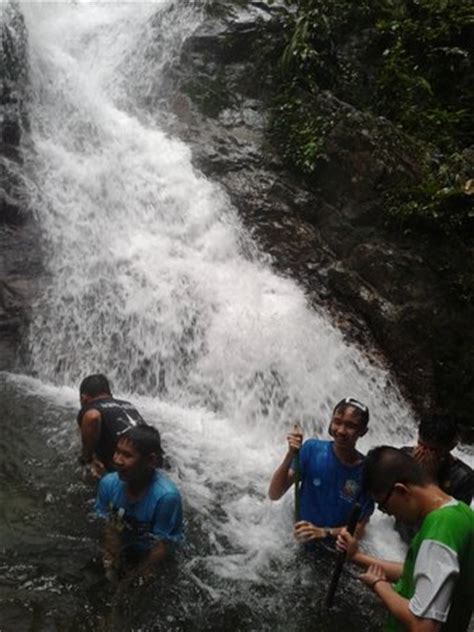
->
[1, 2, 40, 371]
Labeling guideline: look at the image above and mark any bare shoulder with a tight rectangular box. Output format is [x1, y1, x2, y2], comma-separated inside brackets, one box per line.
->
[81, 408, 102, 424]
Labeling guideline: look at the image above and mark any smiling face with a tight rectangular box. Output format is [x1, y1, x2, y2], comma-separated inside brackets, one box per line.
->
[329, 405, 367, 450]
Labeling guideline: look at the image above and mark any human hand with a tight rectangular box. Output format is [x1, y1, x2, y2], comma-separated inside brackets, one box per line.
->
[80, 455, 106, 482]
[294, 521, 325, 542]
[359, 564, 388, 590]
[287, 427, 303, 455]
[336, 527, 358, 559]
[89, 458, 106, 479]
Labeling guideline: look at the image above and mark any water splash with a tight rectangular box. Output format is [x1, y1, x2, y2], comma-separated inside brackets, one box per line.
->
[18, 0, 419, 588]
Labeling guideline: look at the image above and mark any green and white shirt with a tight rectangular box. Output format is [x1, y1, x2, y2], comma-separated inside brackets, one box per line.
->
[387, 499, 473, 631]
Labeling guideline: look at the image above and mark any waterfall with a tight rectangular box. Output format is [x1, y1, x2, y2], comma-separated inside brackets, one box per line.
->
[17, 0, 417, 588]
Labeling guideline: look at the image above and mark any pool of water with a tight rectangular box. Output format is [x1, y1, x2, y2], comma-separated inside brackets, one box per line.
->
[0, 373, 387, 631]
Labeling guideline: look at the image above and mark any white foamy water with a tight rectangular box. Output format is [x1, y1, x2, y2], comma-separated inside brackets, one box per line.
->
[11, 0, 448, 585]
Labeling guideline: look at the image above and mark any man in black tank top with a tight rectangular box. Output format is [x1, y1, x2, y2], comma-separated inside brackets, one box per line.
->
[77, 374, 146, 478]
[395, 414, 473, 543]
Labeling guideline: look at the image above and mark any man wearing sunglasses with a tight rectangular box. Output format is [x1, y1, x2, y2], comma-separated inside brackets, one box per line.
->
[337, 446, 473, 631]
[268, 397, 374, 544]
[396, 415, 473, 544]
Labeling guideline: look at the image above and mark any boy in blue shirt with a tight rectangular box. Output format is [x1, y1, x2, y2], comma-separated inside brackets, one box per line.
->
[95, 425, 183, 580]
[269, 397, 374, 543]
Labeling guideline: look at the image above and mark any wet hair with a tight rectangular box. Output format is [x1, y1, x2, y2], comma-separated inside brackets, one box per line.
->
[79, 374, 111, 397]
[119, 425, 164, 468]
[362, 446, 430, 496]
[419, 414, 458, 447]
[333, 397, 369, 427]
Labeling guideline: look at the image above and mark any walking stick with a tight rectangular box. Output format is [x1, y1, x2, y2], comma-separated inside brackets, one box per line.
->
[293, 424, 302, 522]
[324, 502, 361, 608]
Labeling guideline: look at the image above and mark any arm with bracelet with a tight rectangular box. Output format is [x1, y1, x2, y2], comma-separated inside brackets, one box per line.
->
[336, 531, 444, 631]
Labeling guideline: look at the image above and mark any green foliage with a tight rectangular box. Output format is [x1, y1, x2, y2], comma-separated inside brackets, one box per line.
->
[271, 87, 337, 173]
[372, 0, 473, 149]
[273, 0, 473, 150]
[275, 0, 373, 88]
[385, 150, 474, 302]
[268, 0, 474, 234]
[386, 159, 474, 234]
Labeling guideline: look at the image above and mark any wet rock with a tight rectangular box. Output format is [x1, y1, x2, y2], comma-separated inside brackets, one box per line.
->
[1, 2, 40, 371]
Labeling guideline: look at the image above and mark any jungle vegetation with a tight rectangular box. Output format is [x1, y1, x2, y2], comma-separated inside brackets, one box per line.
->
[269, 0, 474, 279]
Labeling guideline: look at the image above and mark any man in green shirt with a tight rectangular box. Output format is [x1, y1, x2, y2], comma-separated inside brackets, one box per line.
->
[337, 446, 473, 631]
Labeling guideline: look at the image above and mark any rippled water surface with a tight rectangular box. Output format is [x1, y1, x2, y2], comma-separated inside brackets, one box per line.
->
[1, 372, 391, 632]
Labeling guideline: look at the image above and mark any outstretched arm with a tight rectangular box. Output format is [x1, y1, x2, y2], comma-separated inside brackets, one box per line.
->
[361, 566, 441, 631]
[338, 531, 450, 631]
[268, 431, 302, 500]
[268, 453, 296, 500]
[337, 529, 403, 582]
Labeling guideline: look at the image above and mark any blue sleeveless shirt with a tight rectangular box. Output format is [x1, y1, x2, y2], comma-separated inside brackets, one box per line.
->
[297, 439, 374, 526]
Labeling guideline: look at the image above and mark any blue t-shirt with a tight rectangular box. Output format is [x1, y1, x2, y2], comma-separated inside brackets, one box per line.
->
[95, 470, 183, 551]
[295, 439, 374, 527]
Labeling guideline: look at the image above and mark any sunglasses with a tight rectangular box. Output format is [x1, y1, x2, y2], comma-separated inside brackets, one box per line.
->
[343, 397, 368, 413]
[377, 484, 395, 514]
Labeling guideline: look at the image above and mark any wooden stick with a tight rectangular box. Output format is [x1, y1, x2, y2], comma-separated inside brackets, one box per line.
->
[292, 424, 302, 522]
[324, 502, 361, 609]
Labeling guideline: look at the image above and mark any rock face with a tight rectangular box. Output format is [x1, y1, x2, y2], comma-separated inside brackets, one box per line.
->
[157, 1, 473, 436]
[1, 3, 40, 370]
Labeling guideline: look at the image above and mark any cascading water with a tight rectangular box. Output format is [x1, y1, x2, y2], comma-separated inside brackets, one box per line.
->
[3, 1, 468, 630]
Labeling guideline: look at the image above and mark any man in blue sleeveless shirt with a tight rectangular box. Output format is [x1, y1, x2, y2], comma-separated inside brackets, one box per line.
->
[269, 397, 374, 543]
[96, 425, 183, 581]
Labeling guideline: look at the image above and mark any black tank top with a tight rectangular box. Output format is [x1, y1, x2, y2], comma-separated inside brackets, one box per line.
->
[77, 397, 146, 469]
